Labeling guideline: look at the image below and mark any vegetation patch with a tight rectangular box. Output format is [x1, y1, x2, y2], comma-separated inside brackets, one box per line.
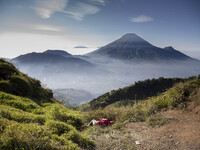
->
[0, 118, 79, 150]
[0, 59, 95, 150]
[146, 113, 166, 127]
[0, 58, 53, 103]
[85, 126, 136, 150]
[82, 77, 186, 110]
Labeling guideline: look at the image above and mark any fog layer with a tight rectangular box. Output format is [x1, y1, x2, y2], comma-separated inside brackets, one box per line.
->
[13, 56, 200, 102]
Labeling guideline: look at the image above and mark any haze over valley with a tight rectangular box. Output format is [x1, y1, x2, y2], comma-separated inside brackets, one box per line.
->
[10, 33, 200, 106]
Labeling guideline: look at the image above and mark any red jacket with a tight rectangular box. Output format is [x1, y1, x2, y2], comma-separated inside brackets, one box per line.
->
[97, 118, 115, 126]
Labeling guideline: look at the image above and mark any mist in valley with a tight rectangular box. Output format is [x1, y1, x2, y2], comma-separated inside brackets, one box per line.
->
[12, 55, 200, 106]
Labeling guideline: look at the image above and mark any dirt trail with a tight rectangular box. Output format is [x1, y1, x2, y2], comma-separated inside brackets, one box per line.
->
[125, 102, 200, 150]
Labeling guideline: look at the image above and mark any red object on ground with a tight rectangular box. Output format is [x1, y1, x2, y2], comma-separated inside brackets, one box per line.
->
[97, 120, 104, 125]
[102, 118, 109, 126]
[97, 118, 115, 126]
[110, 121, 115, 125]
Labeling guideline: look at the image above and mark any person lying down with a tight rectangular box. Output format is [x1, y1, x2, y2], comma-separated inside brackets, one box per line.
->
[88, 118, 115, 126]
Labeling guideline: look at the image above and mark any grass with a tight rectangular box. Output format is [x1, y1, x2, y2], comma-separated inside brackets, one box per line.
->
[0, 105, 46, 125]
[81, 78, 200, 150]
[0, 58, 53, 103]
[0, 117, 80, 150]
[0, 91, 95, 150]
[85, 126, 136, 150]
[83, 78, 200, 126]
[145, 113, 166, 127]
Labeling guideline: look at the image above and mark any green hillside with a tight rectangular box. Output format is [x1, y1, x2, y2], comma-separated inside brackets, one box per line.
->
[0, 59, 95, 150]
[85, 77, 187, 110]
[0, 58, 53, 103]
[83, 77, 200, 150]
[84, 77, 200, 121]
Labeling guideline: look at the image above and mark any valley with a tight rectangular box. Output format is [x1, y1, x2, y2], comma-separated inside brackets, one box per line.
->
[9, 34, 200, 106]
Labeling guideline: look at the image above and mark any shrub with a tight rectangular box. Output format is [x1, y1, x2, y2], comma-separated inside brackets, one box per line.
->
[0, 59, 53, 102]
[62, 130, 95, 149]
[0, 117, 11, 133]
[0, 99, 38, 112]
[0, 62, 19, 80]
[0, 80, 12, 93]
[0, 106, 46, 125]
[45, 120, 75, 135]
[51, 135, 80, 150]
[50, 106, 83, 130]
[10, 75, 33, 97]
[0, 122, 79, 150]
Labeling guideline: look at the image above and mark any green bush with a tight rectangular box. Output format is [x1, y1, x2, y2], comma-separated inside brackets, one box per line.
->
[51, 135, 80, 150]
[0, 61, 19, 80]
[0, 121, 79, 150]
[0, 91, 43, 113]
[45, 120, 75, 135]
[10, 75, 33, 97]
[0, 80, 12, 93]
[0, 106, 46, 125]
[51, 106, 83, 130]
[0, 59, 53, 102]
[0, 117, 11, 133]
[0, 99, 38, 112]
[62, 130, 95, 149]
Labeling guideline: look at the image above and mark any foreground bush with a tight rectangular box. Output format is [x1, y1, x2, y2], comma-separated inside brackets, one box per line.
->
[0, 105, 46, 125]
[48, 106, 83, 130]
[0, 59, 53, 103]
[62, 130, 95, 149]
[0, 118, 79, 150]
[45, 120, 75, 135]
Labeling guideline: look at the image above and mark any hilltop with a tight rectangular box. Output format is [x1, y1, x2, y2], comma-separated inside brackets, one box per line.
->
[0, 58, 53, 103]
[44, 50, 72, 57]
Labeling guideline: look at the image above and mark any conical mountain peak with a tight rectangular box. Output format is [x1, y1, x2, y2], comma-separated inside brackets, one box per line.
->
[119, 33, 145, 42]
[87, 33, 192, 61]
[112, 33, 153, 47]
[164, 46, 175, 51]
[114, 33, 152, 47]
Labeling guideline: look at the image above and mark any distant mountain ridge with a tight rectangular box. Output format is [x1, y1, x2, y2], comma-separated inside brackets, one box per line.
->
[87, 33, 194, 61]
[12, 51, 93, 69]
[44, 49, 72, 57]
[11, 50, 95, 82]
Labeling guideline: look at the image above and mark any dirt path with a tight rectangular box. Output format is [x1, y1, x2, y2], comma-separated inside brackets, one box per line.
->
[125, 102, 200, 150]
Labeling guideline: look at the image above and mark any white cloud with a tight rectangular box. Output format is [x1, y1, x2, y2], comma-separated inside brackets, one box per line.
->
[130, 15, 153, 23]
[32, 24, 62, 32]
[88, 0, 106, 5]
[63, 2, 100, 21]
[32, 0, 105, 21]
[32, 0, 69, 19]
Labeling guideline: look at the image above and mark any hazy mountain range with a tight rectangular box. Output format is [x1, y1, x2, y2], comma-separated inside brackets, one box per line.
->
[10, 33, 200, 106]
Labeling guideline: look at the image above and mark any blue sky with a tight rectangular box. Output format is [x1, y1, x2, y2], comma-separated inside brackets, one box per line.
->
[0, 0, 200, 58]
